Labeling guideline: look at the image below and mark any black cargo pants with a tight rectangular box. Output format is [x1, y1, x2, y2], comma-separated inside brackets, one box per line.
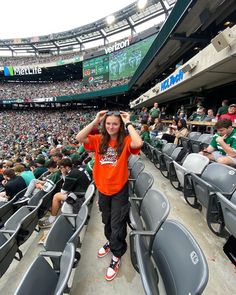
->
[98, 182, 130, 258]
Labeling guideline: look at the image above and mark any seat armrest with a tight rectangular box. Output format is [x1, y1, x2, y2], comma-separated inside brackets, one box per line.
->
[130, 230, 155, 237]
[0, 229, 16, 234]
[39, 250, 62, 258]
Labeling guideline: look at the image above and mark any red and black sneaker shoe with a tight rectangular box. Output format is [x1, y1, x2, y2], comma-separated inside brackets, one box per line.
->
[105, 257, 121, 281]
[97, 242, 110, 258]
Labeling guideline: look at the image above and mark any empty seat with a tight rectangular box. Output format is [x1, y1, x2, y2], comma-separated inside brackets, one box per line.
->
[14, 243, 75, 295]
[44, 205, 88, 270]
[134, 219, 209, 295]
[180, 131, 201, 152]
[170, 153, 209, 195]
[0, 225, 22, 278]
[129, 171, 154, 208]
[217, 192, 236, 238]
[128, 155, 140, 170]
[129, 188, 170, 272]
[128, 160, 145, 193]
[0, 188, 27, 227]
[160, 146, 183, 178]
[190, 133, 213, 153]
[153, 143, 176, 169]
[190, 163, 236, 235]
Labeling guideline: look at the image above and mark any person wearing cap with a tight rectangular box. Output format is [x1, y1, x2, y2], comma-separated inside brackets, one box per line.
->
[201, 118, 236, 166]
[219, 104, 236, 122]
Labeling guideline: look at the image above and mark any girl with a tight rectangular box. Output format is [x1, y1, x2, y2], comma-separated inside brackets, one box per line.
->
[76, 110, 142, 281]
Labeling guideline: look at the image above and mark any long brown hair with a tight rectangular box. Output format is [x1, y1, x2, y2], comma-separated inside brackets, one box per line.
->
[99, 114, 126, 156]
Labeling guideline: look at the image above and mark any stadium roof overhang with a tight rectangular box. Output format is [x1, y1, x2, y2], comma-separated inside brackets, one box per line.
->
[130, 0, 236, 88]
[0, 0, 177, 55]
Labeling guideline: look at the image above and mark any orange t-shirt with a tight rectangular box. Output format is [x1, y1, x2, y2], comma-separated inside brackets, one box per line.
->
[84, 134, 140, 196]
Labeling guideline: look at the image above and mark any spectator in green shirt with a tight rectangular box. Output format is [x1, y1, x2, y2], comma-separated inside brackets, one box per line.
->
[201, 119, 236, 166]
[216, 99, 229, 119]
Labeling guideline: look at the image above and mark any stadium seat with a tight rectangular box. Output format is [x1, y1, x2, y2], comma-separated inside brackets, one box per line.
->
[0, 224, 22, 278]
[190, 133, 213, 153]
[169, 153, 209, 194]
[14, 243, 75, 295]
[153, 142, 176, 169]
[128, 155, 140, 170]
[43, 205, 88, 270]
[159, 146, 183, 178]
[129, 188, 170, 272]
[0, 188, 27, 227]
[190, 163, 236, 235]
[3, 201, 42, 246]
[128, 160, 145, 193]
[129, 171, 154, 209]
[180, 131, 201, 152]
[134, 219, 209, 295]
[216, 192, 236, 238]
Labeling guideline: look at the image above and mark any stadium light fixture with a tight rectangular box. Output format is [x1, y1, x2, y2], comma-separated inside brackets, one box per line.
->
[137, 0, 147, 10]
[106, 15, 115, 25]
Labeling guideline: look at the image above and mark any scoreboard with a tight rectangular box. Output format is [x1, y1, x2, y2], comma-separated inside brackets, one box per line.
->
[82, 55, 109, 84]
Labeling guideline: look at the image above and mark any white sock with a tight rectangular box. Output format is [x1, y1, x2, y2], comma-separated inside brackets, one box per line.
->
[112, 255, 119, 262]
[48, 215, 56, 223]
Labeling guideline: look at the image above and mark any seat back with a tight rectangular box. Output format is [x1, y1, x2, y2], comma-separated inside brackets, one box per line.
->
[191, 134, 213, 153]
[133, 171, 154, 200]
[14, 243, 75, 295]
[200, 163, 236, 193]
[136, 219, 208, 295]
[0, 188, 27, 226]
[183, 153, 210, 174]
[217, 192, 236, 238]
[129, 160, 145, 181]
[45, 205, 88, 252]
[140, 189, 170, 243]
[4, 203, 41, 245]
[0, 229, 19, 278]
[82, 182, 96, 206]
[128, 155, 140, 170]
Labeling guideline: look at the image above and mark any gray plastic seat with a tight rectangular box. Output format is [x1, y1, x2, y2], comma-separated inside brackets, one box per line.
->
[171, 153, 209, 193]
[0, 188, 27, 227]
[160, 146, 183, 178]
[3, 202, 42, 246]
[190, 133, 213, 153]
[129, 171, 154, 208]
[135, 219, 209, 295]
[181, 131, 201, 152]
[14, 243, 75, 295]
[44, 205, 88, 270]
[129, 188, 170, 272]
[217, 191, 236, 238]
[153, 143, 176, 169]
[190, 163, 236, 235]
[0, 225, 21, 278]
[128, 155, 140, 170]
[128, 160, 145, 193]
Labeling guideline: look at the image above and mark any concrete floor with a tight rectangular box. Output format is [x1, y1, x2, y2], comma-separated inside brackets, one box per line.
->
[0, 154, 236, 294]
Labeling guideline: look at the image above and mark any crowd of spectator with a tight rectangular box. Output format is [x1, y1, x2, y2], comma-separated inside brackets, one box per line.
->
[0, 78, 129, 100]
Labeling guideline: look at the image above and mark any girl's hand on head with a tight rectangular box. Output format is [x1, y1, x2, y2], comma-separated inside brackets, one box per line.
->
[94, 110, 108, 124]
[120, 111, 130, 124]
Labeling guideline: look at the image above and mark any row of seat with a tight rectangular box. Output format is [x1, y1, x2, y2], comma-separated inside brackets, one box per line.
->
[127, 155, 209, 295]
[14, 182, 96, 295]
[0, 179, 63, 278]
[142, 136, 236, 240]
